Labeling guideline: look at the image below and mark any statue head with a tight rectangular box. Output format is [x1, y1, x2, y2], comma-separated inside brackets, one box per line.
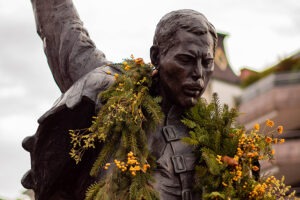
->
[150, 9, 217, 109]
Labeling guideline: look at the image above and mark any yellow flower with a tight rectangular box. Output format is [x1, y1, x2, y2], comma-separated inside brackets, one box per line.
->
[266, 119, 274, 127]
[127, 151, 134, 157]
[124, 65, 131, 71]
[237, 148, 243, 156]
[254, 123, 260, 131]
[252, 166, 260, 171]
[234, 155, 239, 162]
[134, 166, 141, 171]
[277, 126, 283, 134]
[265, 136, 272, 143]
[222, 182, 228, 187]
[216, 155, 223, 164]
[129, 166, 135, 171]
[114, 73, 119, 79]
[279, 138, 285, 144]
[106, 70, 111, 75]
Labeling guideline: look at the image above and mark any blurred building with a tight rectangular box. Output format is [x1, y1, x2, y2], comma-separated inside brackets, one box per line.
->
[238, 51, 300, 195]
[203, 33, 242, 107]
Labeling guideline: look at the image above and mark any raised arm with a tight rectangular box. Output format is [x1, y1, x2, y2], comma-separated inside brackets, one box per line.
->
[31, 0, 110, 92]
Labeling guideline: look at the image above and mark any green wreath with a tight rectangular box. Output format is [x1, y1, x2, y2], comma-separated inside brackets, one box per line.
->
[69, 57, 295, 200]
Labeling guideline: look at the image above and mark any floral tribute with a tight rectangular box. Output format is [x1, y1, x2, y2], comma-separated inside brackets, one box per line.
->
[181, 94, 296, 199]
[69, 56, 295, 200]
[69, 56, 163, 200]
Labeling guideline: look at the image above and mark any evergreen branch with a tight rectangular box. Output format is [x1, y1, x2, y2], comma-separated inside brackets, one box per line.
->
[90, 133, 120, 176]
[85, 182, 103, 200]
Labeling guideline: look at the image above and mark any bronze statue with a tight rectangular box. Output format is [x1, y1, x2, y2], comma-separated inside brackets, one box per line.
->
[22, 0, 217, 199]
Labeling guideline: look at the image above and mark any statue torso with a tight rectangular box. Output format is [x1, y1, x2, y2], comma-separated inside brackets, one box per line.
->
[22, 66, 200, 200]
[148, 106, 199, 200]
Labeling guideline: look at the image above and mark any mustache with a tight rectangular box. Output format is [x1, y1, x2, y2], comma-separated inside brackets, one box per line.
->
[183, 79, 205, 89]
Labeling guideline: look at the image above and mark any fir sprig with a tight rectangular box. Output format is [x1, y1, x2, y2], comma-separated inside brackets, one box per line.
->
[182, 93, 295, 199]
[69, 57, 163, 200]
[68, 59, 295, 199]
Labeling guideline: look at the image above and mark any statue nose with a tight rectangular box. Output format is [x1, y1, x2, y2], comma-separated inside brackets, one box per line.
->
[192, 61, 203, 80]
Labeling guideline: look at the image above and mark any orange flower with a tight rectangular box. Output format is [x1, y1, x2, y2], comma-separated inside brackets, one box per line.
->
[143, 164, 150, 172]
[265, 136, 272, 143]
[247, 152, 256, 158]
[277, 126, 283, 134]
[271, 149, 275, 155]
[254, 123, 260, 131]
[266, 119, 274, 127]
[279, 138, 285, 144]
[222, 155, 238, 166]
[252, 166, 260, 171]
[134, 58, 144, 65]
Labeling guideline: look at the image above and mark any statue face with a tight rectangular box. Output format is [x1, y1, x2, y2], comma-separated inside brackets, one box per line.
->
[158, 30, 214, 108]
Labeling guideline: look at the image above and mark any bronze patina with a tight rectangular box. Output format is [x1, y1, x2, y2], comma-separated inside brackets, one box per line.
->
[22, 1, 217, 199]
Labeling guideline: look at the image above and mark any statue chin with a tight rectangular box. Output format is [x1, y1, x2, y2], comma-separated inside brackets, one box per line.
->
[177, 96, 200, 109]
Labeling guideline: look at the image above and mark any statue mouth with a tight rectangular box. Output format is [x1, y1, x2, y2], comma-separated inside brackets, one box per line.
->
[182, 79, 205, 97]
[183, 85, 202, 97]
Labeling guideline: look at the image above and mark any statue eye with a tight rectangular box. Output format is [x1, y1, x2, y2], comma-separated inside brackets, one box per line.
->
[202, 58, 213, 68]
[176, 54, 195, 65]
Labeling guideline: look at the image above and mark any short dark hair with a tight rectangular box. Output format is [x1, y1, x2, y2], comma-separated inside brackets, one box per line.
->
[153, 9, 217, 56]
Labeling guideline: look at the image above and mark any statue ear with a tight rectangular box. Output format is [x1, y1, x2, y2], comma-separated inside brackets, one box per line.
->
[150, 45, 160, 67]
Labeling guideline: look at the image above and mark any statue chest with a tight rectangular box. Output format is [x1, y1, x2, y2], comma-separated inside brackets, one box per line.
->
[148, 106, 199, 200]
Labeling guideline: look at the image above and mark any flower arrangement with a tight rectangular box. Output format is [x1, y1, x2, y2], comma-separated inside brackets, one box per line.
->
[181, 94, 296, 199]
[68, 57, 295, 200]
[69, 56, 163, 200]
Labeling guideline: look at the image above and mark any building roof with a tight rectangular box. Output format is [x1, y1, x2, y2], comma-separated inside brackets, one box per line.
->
[213, 33, 240, 85]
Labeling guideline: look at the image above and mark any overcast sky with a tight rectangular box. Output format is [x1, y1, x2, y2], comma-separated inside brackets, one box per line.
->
[0, 0, 300, 198]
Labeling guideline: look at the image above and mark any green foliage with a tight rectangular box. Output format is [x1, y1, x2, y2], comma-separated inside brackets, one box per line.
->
[182, 93, 296, 199]
[67, 56, 296, 199]
[182, 93, 239, 156]
[182, 93, 239, 197]
[69, 57, 163, 200]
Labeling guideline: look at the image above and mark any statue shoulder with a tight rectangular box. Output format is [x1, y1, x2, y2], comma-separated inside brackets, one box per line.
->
[38, 65, 122, 123]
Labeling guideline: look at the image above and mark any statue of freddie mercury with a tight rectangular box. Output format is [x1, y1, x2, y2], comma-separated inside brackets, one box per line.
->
[21, 0, 217, 199]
